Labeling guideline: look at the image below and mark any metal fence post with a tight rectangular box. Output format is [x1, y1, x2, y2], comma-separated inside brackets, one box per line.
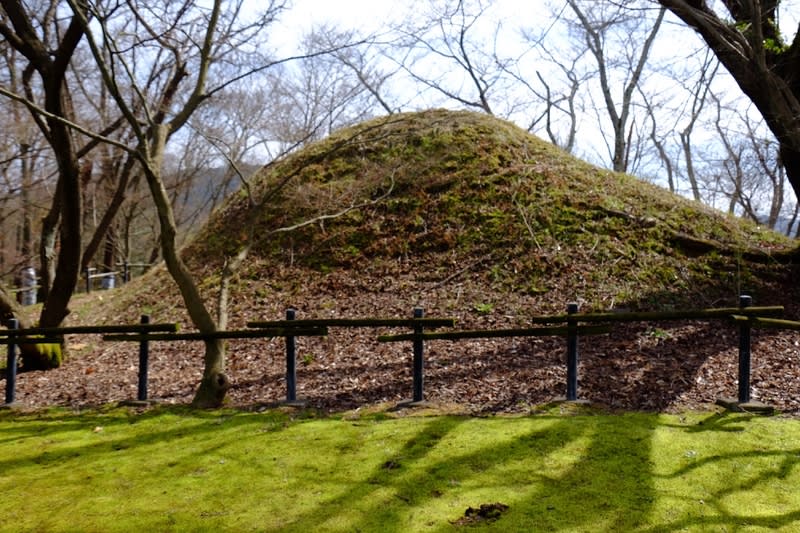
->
[85, 268, 92, 293]
[5, 319, 18, 405]
[412, 307, 424, 402]
[137, 315, 150, 401]
[566, 302, 579, 401]
[285, 308, 297, 402]
[738, 294, 752, 404]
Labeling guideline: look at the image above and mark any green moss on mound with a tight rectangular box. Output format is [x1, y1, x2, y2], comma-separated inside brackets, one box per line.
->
[185, 109, 794, 310]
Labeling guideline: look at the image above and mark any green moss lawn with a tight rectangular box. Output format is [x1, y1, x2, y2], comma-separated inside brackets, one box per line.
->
[1, 405, 799, 532]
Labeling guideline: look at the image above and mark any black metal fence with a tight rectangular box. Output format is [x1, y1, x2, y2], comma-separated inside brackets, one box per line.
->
[1, 295, 794, 410]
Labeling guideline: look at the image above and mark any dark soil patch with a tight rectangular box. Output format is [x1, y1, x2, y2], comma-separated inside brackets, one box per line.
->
[452, 502, 510, 526]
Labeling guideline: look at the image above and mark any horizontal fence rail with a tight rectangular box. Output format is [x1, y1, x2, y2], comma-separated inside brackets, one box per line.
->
[84, 268, 120, 293]
[530, 305, 784, 324]
[247, 318, 456, 328]
[378, 324, 611, 342]
[0, 323, 179, 346]
[0, 338, 62, 345]
[0, 323, 178, 337]
[731, 316, 800, 330]
[116, 262, 154, 283]
[102, 327, 328, 342]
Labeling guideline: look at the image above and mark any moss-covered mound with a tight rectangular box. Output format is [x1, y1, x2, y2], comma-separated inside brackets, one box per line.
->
[182, 109, 792, 312]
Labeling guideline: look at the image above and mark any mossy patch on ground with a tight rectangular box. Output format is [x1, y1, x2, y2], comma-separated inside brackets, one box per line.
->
[1, 405, 800, 532]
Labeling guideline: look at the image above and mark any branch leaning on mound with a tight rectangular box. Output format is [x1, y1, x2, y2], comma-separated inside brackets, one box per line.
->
[596, 206, 783, 262]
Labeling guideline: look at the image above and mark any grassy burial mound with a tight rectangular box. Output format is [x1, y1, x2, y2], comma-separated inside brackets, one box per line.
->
[22, 109, 800, 412]
[188, 108, 793, 311]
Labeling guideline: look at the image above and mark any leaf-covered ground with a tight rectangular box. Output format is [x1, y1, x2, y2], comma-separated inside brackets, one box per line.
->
[9, 263, 800, 415]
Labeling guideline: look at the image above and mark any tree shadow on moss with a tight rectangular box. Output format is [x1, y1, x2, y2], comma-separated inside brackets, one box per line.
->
[643, 412, 800, 532]
[280, 413, 659, 532]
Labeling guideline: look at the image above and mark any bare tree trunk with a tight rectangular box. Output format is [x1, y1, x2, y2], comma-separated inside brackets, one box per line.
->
[0, 0, 87, 348]
[786, 201, 800, 237]
[642, 90, 676, 192]
[139, 126, 230, 407]
[680, 131, 702, 201]
[567, 1, 665, 173]
[19, 142, 34, 260]
[38, 108, 82, 329]
[779, 145, 800, 202]
[38, 177, 62, 300]
[102, 225, 115, 273]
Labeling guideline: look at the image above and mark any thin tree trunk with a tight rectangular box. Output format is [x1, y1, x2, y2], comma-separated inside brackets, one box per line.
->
[81, 155, 136, 272]
[38, 177, 63, 301]
[19, 142, 34, 259]
[680, 132, 702, 201]
[140, 126, 229, 407]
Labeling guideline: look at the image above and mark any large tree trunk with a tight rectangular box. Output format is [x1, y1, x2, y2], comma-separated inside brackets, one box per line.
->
[192, 340, 232, 408]
[26, 62, 84, 369]
[780, 144, 800, 204]
[0, 1, 87, 364]
[38, 97, 82, 331]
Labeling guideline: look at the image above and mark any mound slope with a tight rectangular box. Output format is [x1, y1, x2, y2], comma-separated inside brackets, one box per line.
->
[192, 109, 792, 312]
[12, 109, 800, 413]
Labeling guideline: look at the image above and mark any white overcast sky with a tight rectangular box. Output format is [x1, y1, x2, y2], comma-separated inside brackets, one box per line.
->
[273, 0, 402, 43]
[271, 0, 543, 52]
[273, 0, 800, 47]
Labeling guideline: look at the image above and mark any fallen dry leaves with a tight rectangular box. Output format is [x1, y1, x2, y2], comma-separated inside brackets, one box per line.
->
[6, 264, 800, 416]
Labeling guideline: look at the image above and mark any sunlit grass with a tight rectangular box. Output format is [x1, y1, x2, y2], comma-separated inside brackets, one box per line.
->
[1, 405, 800, 532]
